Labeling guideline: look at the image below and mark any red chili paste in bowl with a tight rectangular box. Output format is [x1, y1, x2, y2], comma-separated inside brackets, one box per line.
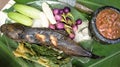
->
[96, 8, 120, 39]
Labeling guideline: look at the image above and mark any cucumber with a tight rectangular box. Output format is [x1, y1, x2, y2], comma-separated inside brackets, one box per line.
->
[14, 4, 41, 19]
[8, 12, 33, 26]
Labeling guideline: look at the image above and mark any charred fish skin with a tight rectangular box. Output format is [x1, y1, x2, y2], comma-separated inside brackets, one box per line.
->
[23, 28, 67, 44]
[25, 28, 92, 57]
[0, 23, 101, 58]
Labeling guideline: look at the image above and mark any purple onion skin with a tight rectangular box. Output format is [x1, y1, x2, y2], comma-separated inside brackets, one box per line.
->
[55, 14, 62, 21]
[76, 19, 82, 25]
[56, 22, 64, 30]
[53, 8, 60, 15]
[59, 9, 64, 14]
[49, 24, 56, 29]
[63, 7, 71, 13]
[72, 25, 78, 32]
[69, 33, 75, 39]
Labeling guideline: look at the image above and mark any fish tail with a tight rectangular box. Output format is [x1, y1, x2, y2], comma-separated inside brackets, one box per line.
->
[90, 53, 104, 59]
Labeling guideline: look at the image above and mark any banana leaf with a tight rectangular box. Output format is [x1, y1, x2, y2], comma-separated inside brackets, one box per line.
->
[72, 41, 120, 67]
[1, 0, 120, 67]
[77, 0, 120, 10]
[0, 35, 45, 67]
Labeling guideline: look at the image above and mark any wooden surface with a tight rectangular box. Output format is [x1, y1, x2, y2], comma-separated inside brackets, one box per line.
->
[0, 0, 10, 10]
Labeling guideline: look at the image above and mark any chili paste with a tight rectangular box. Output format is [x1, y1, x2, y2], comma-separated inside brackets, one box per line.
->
[96, 8, 120, 39]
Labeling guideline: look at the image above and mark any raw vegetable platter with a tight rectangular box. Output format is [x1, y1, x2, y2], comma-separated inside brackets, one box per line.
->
[0, 0, 120, 67]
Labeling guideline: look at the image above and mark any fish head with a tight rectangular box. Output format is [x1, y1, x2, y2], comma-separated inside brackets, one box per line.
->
[0, 23, 25, 41]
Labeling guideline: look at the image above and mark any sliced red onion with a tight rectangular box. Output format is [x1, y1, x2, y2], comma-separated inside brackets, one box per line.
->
[49, 24, 56, 29]
[56, 22, 64, 30]
[76, 19, 82, 25]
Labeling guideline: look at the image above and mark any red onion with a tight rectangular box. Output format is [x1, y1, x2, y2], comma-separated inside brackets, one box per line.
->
[55, 14, 62, 21]
[63, 7, 71, 13]
[49, 24, 56, 29]
[56, 22, 64, 30]
[53, 8, 59, 15]
[76, 19, 82, 25]
[72, 25, 78, 32]
[69, 33, 75, 39]
[59, 9, 64, 14]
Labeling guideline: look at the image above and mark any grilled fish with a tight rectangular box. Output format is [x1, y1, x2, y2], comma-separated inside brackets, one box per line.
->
[0, 23, 101, 58]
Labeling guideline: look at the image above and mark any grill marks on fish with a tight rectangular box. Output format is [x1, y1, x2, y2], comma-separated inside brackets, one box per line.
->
[34, 33, 58, 47]
[26, 35, 35, 43]
[35, 34, 46, 42]
[50, 35, 58, 47]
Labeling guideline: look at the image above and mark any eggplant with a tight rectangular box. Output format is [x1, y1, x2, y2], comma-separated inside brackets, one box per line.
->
[89, 6, 120, 44]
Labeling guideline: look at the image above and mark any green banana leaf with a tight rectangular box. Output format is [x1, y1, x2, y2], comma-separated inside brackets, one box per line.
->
[1, 0, 120, 67]
[72, 41, 120, 67]
[0, 35, 45, 67]
[77, 0, 120, 10]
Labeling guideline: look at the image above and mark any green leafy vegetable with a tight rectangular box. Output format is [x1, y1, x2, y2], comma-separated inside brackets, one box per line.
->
[0, 35, 43, 67]
[12, 41, 71, 67]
